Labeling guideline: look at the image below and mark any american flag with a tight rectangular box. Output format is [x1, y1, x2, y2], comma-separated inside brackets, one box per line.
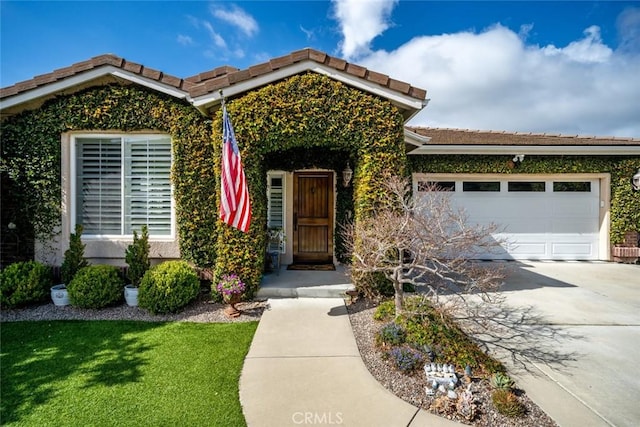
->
[220, 105, 251, 232]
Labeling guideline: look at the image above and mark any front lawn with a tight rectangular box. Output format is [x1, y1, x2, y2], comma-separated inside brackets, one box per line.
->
[1, 320, 258, 426]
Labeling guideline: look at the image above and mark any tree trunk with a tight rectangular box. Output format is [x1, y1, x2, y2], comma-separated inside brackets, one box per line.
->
[393, 281, 404, 319]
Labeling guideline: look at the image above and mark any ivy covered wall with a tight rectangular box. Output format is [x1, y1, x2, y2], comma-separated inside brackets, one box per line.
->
[0, 85, 212, 265]
[408, 155, 640, 244]
[0, 75, 407, 295]
[208, 73, 406, 295]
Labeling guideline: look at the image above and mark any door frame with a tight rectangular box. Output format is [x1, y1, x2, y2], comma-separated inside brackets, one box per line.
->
[292, 171, 334, 264]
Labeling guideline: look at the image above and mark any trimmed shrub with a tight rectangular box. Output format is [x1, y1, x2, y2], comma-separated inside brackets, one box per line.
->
[0, 261, 52, 308]
[125, 225, 150, 287]
[491, 389, 525, 418]
[61, 224, 88, 284]
[67, 265, 123, 309]
[138, 261, 200, 314]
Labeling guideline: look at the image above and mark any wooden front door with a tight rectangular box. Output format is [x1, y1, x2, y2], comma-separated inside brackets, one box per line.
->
[293, 172, 334, 264]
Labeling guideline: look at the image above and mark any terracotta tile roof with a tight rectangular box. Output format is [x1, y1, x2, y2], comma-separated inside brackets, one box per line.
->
[1, 49, 427, 105]
[0, 54, 195, 100]
[407, 127, 640, 146]
[187, 48, 427, 101]
[185, 66, 240, 84]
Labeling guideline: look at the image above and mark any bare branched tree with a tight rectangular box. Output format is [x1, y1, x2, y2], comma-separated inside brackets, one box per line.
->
[342, 176, 505, 317]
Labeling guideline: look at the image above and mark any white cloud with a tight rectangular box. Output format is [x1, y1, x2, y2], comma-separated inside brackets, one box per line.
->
[210, 4, 258, 37]
[518, 23, 534, 41]
[358, 24, 640, 137]
[177, 34, 194, 46]
[542, 26, 612, 63]
[616, 7, 640, 53]
[332, 0, 397, 59]
[300, 25, 315, 41]
[186, 15, 200, 30]
[203, 21, 227, 49]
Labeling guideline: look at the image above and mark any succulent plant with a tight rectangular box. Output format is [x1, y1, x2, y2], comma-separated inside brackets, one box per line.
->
[456, 384, 476, 421]
[491, 372, 515, 390]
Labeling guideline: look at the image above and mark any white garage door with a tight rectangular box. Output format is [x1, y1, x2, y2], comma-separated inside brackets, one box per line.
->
[416, 178, 601, 260]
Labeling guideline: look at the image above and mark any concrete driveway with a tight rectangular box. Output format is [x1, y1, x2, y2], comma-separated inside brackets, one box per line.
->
[487, 262, 640, 427]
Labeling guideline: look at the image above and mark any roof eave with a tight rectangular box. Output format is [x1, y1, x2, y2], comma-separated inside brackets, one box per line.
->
[0, 66, 191, 112]
[408, 145, 640, 156]
[404, 128, 432, 146]
[191, 60, 427, 121]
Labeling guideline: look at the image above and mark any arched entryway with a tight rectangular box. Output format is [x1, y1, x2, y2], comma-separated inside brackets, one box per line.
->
[211, 73, 407, 296]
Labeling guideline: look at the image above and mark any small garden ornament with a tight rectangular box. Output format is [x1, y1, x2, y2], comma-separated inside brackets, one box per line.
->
[217, 274, 246, 318]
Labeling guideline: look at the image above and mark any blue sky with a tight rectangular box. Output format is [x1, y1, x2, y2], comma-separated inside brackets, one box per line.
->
[2, 1, 639, 137]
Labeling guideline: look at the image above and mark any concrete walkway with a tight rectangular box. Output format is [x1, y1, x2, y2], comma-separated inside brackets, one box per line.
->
[239, 298, 461, 427]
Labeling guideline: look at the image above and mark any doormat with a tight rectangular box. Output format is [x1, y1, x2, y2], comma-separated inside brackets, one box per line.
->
[287, 264, 336, 271]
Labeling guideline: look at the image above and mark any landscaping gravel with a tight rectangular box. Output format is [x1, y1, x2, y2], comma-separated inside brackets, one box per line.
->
[346, 298, 559, 427]
[0, 292, 266, 323]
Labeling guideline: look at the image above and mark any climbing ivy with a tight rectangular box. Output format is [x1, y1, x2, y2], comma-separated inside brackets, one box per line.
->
[211, 73, 406, 295]
[0, 74, 407, 296]
[408, 155, 640, 243]
[0, 85, 212, 264]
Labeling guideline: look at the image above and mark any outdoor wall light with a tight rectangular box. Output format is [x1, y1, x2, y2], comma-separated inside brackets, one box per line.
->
[512, 154, 525, 163]
[508, 154, 525, 169]
[632, 168, 640, 191]
[342, 163, 353, 187]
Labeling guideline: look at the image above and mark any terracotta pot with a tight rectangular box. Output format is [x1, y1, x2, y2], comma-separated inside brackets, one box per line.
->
[223, 294, 242, 318]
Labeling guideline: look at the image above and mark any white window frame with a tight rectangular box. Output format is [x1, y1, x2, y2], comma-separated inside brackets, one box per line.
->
[70, 133, 175, 239]
[267, 171, 286, 253]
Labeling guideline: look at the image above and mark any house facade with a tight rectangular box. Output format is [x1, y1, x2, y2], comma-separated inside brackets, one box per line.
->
[1, 49, 638, 292]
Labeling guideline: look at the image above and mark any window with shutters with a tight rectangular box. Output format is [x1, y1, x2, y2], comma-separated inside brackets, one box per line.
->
[73, 135, 173, 237]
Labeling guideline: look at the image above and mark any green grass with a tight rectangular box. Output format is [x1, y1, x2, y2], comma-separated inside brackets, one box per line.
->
[0, 320, 258, 426]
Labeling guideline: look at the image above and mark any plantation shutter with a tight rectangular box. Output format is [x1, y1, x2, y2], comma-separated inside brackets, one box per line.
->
[267, 174, 284, 228]
[124, 136, 172, 235]
[76, 138, 122, 234]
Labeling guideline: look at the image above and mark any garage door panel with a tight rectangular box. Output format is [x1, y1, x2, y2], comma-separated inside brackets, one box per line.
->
[455, 196, 551, 218]
[551, 219, 598, 234]
[502, 219, 550, 234]
[552, 199, 598, 217]
[498, 203, 550, 218]
[453, 198, 496, 213]
[552, 242, 595, 257]
[507, 242, 548, 257]
[418, 176, 601, 260]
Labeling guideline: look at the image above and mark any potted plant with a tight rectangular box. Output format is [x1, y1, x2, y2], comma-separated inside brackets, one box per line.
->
[124, 225, 150, 306]
[216, 273, 246, 318]
[53, 224, 88, 306]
